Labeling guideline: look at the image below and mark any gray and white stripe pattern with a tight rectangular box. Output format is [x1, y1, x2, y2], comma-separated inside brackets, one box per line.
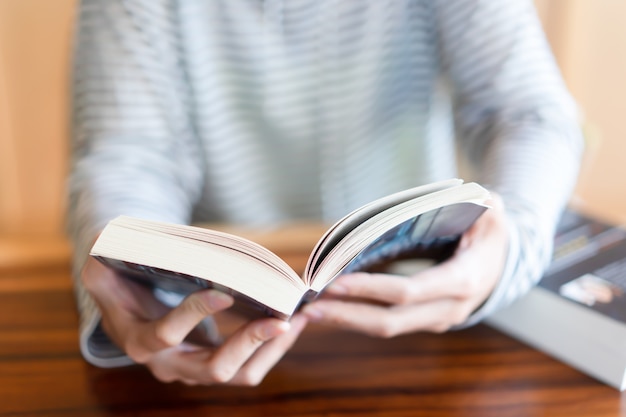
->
[68, 0, 584, 367]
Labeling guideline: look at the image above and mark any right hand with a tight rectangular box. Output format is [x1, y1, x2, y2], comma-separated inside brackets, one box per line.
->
[81, 257, 308, 386]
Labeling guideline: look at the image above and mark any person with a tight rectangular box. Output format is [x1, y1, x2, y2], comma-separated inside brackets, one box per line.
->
[67, 0, 584, 385]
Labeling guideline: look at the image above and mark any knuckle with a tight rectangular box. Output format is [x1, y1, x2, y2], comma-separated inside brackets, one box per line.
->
[124, 342, 150, 364]
[249, 326, 269, 345]
[151, 369, 177, 384]
[327, 314, 350, 329]
[80, 273, 95, 291]
[455, 279, 473, 298]
[148, 363, 184, 384]
[465, 277, 481, 296]
[396, 284, 416, 305]
[446, 261, 464, 282]
[80, 269, 102, 294]
[237, 369, 264, 386]
[181, 379, 199, 386]
[452, 273, 479, 299]
[184, 293, 213, 317]
[377, 327, 397, 339]
[153, 324, 179, 348]
[374, 318, 399, 339]
[205, 365, 235, 384]
[429, 318, 452, 333]
[429, 304, 472, 333]
[451, 304, 473, 326]
[81, 260, 115, 293]
[431, 323, 450, 333]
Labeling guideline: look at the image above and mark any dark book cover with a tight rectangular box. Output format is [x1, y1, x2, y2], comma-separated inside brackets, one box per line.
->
[540, 210, 626, 324]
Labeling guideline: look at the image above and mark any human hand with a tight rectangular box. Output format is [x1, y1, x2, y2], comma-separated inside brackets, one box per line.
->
[81, 257, 308, 385]
[302, 195, 509, 337]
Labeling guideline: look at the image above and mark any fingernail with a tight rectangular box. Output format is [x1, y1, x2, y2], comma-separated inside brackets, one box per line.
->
[207, 290, 234, 310]
[178, 342, 204, 353]
[302, 305, 323, 322]
[289, 314, 309, 331]
[326, 283, 347, 295]
[263, 321, 290, 338]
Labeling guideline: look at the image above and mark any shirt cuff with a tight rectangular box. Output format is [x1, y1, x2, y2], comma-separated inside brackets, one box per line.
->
[79, 307, 134, 368]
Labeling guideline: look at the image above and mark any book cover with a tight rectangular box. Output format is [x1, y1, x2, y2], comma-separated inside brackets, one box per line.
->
[486, 209, 626, 390]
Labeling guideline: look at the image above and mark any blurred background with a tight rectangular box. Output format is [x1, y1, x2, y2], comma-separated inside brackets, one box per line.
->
[0, 0, 625, 268]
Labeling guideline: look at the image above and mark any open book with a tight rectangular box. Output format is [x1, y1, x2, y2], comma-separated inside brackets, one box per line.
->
[90, 179, 490, 319]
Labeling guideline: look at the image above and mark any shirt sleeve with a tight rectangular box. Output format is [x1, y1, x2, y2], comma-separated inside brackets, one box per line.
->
[67, 0, 205, 366]
[434, 0, 585, 326]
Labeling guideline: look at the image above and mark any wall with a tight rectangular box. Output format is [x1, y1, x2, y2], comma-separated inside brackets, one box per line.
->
[0, 0, 625, 258]
[0, 0, 76, 238]
[536, 0, 626, 223]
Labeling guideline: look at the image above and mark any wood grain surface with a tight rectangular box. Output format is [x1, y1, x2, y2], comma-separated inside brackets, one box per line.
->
[1, 250, 624, 416]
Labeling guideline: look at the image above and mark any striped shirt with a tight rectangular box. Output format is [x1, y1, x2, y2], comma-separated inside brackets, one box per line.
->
[68, 0, 584, 367]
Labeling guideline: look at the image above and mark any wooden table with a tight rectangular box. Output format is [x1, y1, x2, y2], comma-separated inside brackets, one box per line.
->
[1, 227, 625, 417]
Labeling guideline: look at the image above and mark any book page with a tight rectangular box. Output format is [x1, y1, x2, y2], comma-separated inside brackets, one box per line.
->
[305, 179, 464, 278]
[91, 217, 309, 318]
[307, 183, 490, 292]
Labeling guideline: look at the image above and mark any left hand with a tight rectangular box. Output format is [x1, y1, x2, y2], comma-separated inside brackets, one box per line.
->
[82, 256, 308, 386]
[302, 194, 509, 337]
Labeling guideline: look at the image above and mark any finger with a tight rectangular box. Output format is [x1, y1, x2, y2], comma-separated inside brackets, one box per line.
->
[160, 316, 306, 386]
[303, 297, 471, 337]
[328, 201, 509, 305]
[181, 317, 291, 384]
[145, 344, 212, 384]
[127, 290, 234, 361]
[120, 277, 172, 320]
[325, 264, 467, 305]
[229, 314, 308, 386]
[150, 290, 233, 347]
[81, 257, 143, 312]
[81, 259, 149, 350]
[324, 272, 415, 304]
[82, 258, 172, 350]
